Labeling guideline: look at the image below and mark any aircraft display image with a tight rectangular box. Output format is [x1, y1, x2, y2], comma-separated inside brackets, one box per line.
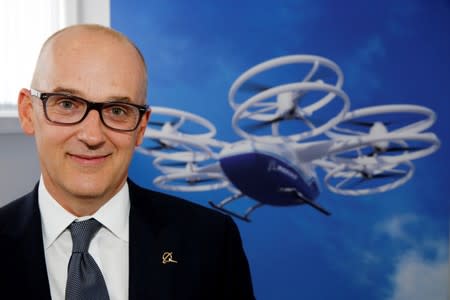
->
[137, 55, 440, 221]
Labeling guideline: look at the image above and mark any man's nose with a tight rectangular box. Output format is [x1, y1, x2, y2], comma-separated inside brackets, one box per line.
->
[76, 110, 107, 147]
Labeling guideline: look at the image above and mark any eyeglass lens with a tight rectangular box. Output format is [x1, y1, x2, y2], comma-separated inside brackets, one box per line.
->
[44, 94, 141, 130]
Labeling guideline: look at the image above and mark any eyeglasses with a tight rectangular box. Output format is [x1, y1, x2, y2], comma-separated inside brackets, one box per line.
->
[30, 89, 149, 132]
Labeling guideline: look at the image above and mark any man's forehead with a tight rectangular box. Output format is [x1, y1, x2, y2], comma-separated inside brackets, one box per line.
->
[32, 25, 148, 101]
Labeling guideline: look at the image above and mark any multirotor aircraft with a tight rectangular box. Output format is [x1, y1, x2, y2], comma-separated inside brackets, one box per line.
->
[137, 55, 440, 222]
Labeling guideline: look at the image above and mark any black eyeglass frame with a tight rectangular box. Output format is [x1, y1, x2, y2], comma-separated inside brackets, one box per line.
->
[29, 88, 150, 132]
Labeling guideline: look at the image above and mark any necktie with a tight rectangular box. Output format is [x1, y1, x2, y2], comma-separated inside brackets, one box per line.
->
[65, 218, 110, 300]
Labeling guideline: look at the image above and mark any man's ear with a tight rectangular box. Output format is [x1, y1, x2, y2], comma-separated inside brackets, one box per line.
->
[135, 109, 150, 146]
[18, 88, 36, 136]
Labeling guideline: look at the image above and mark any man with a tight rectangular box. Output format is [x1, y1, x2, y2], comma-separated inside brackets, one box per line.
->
[0, 24, 255, 299]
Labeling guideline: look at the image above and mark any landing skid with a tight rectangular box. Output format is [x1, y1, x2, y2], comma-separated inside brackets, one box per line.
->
[208, 193, 263, 222]
[279, 187, 331, 216]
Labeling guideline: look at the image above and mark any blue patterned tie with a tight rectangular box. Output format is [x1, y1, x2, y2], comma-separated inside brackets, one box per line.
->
[65, 219, 110, 300]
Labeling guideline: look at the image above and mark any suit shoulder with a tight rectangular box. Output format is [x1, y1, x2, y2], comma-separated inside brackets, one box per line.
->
[0, 193, 33, 234]
[0, 194, 29, 218]
[129, 180, 232, 227]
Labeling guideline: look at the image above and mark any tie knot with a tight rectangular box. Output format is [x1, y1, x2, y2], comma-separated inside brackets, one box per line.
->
[69, 218, 102, 253]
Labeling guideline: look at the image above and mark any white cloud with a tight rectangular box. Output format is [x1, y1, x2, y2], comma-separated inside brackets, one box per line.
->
[375, 214, 418, 243]
[375, 214, 449, 300]
[388, 244, 448, 300]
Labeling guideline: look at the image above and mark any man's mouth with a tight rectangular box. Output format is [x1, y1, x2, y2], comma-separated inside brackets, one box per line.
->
[68, 153, 111, 165]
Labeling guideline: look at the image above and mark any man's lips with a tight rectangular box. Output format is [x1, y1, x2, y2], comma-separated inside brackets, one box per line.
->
[68, 153, 111, 165]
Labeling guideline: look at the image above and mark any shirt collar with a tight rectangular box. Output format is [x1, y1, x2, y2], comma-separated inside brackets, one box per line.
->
[38, 175, 130, 249]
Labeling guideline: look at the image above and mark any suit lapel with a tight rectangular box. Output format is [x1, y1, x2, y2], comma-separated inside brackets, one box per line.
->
[12, 185, 52, 298]
[128, 181, 180, 300]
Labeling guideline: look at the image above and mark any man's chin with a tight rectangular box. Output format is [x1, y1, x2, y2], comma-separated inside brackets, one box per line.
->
[65, 182, 109, 200]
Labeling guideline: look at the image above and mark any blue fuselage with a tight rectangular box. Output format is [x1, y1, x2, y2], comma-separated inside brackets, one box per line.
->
[219, 144, 320, 206]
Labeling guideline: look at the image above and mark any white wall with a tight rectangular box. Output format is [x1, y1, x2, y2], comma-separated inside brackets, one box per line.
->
[62, 0, 110, 27]
[0, 117, 40, 206]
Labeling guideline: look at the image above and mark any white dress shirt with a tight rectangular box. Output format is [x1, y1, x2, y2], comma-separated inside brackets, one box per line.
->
[38, 177, 130, 300]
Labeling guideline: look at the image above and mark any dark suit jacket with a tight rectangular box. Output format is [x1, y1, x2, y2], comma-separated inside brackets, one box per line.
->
[0, 180, 255, 300]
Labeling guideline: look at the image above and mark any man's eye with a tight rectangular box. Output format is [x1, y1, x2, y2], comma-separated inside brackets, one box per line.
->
[57, 99, 77, 110]
[110, 106, 128, 116]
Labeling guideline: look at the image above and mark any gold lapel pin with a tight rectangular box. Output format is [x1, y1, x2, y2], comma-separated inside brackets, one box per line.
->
[162, 251, 178, 264]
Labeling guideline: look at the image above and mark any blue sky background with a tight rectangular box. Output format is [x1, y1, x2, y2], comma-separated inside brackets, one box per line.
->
[112, 1, 449, 299]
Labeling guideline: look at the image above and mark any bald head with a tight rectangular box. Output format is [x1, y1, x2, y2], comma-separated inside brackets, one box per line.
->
[31, 24, 148, 102]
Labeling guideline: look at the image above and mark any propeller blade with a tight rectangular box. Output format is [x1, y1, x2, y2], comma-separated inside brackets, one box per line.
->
[187, 177, 219, 185]
[346, 118, 397, 128]
[367, 145, 425, 156]
[382, 146, 424, 153]
[148, 120, 166, 127]
[243, 115, 285, 131]
[370, 172, 404, 179]
[347, 120, 376, 127]
[159, 161, 187, 167]
[344, 170, 404, 188]
[243, 110, 323, 133]
[241, 80, 272, 93]
[148, 117, 180, 127]
[143, 145, 167, 151]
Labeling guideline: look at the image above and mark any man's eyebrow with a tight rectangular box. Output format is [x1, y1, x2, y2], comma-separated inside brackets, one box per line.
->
[52, 87, 81, 95]
[107, 96, 132, 103]
[51, 86, 132, 102]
